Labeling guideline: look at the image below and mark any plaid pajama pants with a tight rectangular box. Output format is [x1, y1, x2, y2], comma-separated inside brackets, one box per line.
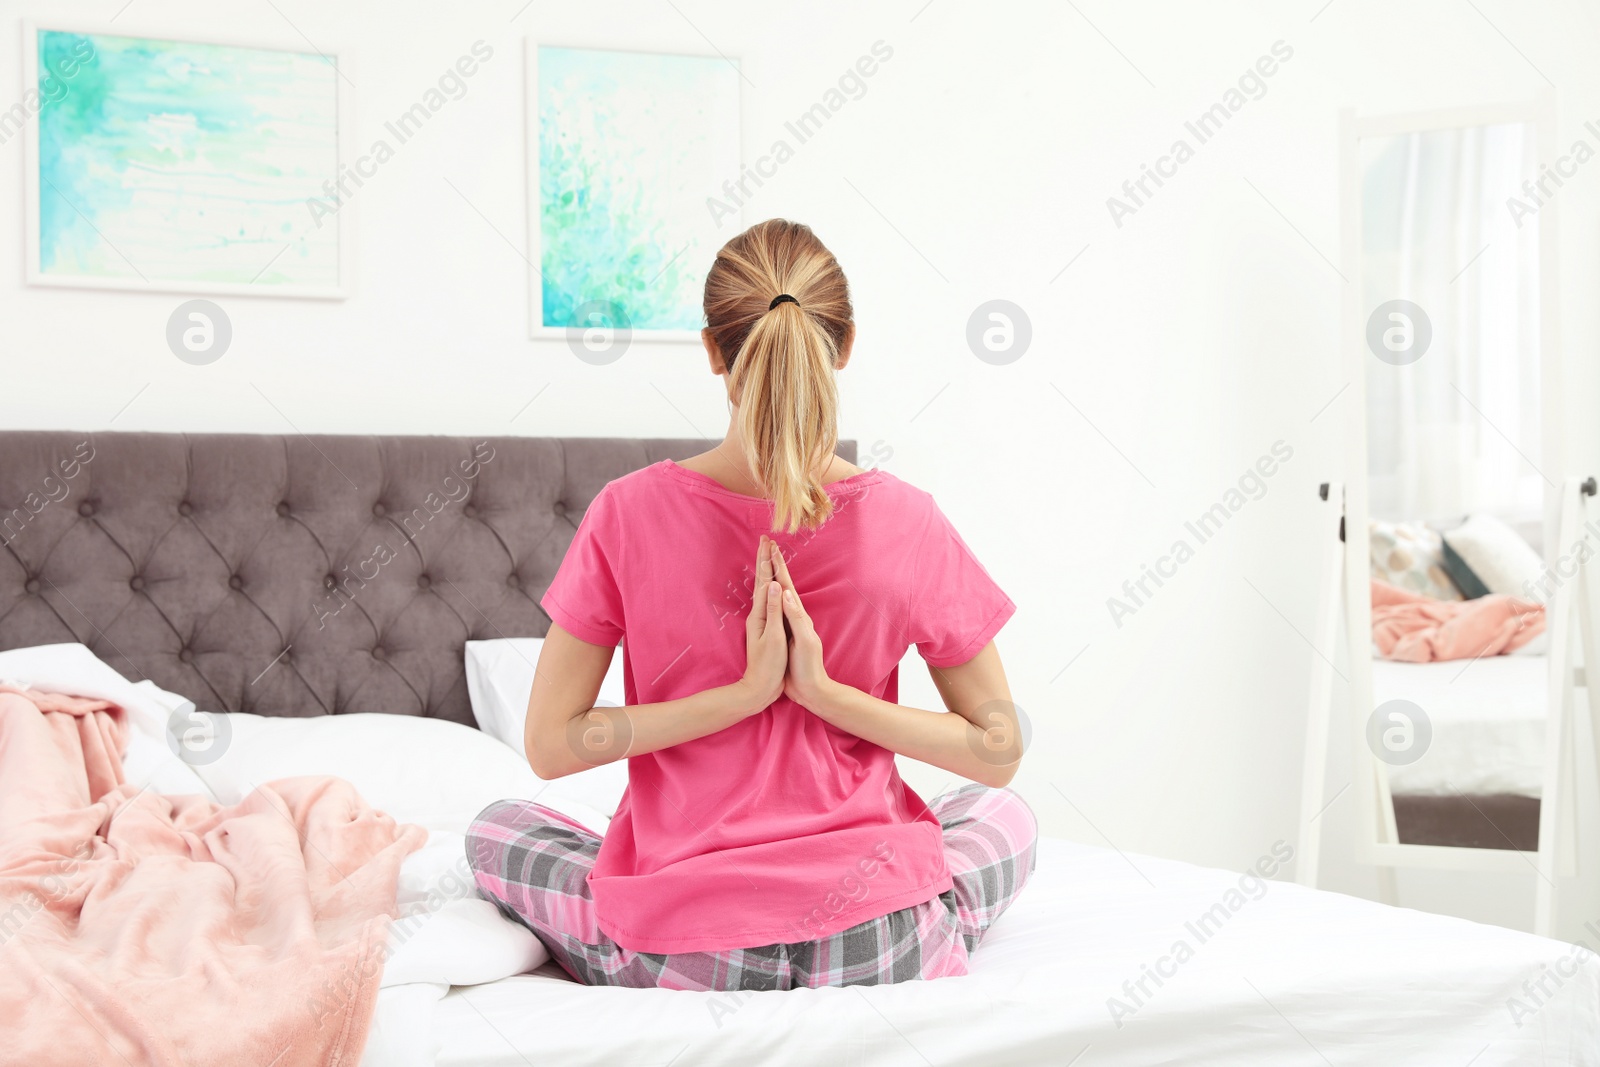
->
[466, 784, 1038, 991]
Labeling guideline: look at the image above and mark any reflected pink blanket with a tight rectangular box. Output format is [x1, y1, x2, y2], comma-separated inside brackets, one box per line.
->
[1371, 579, 1545, 662]
[0, 687, 425, 1067]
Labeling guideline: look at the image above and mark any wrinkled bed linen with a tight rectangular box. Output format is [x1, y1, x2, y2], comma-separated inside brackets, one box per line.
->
[1371, 579, 1544, 662]
[0, 686, 424, 1067]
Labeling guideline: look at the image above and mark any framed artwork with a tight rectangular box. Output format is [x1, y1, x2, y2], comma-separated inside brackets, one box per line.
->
[22, 22, 352, 298]
[527, 43, 741, 342]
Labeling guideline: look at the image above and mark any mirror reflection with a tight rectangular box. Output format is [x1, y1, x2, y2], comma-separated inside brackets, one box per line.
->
[1360, 120, 1547, 850]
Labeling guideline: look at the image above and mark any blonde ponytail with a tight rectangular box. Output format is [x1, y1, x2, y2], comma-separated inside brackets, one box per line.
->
[729, 299, 839, 532]
[704, 220, 854, 533]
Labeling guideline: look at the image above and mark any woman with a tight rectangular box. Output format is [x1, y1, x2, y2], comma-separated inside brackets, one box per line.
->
[467, 219, 1036, 990]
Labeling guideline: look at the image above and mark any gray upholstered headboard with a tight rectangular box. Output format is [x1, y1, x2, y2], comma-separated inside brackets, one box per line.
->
[0, 433, 856, 726]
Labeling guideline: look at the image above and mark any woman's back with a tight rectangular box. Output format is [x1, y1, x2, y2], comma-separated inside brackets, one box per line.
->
[541, 459, 1014, 952]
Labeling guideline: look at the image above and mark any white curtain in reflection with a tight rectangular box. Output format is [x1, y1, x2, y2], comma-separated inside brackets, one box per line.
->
[1363, 122, 1541, 526]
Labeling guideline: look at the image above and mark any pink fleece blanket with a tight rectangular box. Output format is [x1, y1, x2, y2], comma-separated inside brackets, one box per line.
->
[0, 687, 425, 1067]
[1371, 579, 1545, 662]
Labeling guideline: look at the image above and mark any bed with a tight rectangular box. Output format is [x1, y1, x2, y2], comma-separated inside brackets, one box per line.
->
[426, 840, 1597, 1066]
[2, 431, 1597, 1066]
[1373, 655, 1545, 850]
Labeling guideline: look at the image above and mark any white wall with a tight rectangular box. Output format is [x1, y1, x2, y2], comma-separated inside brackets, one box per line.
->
[3, 0, 1598, 938]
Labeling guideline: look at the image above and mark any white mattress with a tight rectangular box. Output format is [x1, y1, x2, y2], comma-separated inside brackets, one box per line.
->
[390, 838, 1600, 1067]
[1373, 655, 1547, 797]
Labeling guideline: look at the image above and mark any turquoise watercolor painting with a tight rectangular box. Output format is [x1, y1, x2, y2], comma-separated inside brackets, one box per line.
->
[536, 46, 740, 332]
[34, 30, 340, 291]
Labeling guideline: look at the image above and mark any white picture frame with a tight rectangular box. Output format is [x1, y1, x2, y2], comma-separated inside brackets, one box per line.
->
[21, 19, 355, 300]
[524, 40, 742, 344]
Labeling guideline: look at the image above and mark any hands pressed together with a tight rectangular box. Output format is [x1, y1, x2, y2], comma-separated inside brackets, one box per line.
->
[738, 534, 835, 715]
[708, 533, 1021, 786]
[533, 524, 1018, 784]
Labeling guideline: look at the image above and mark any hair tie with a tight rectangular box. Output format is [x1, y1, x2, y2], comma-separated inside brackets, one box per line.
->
[769, 293, 799, 310]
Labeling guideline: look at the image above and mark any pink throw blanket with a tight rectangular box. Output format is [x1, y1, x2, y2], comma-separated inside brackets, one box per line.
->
[0, 687, 425, 1067]
[1371, 579, 1545, 662]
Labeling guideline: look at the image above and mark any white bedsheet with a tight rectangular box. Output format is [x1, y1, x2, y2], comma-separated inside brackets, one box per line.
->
[1373, 655, 1546, 797]
[7, 644, 1591, 1065]
[400, 839, 1600, 1067]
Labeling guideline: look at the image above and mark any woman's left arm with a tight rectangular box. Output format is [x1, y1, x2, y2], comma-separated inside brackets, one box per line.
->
[772, 546, 1023, 789]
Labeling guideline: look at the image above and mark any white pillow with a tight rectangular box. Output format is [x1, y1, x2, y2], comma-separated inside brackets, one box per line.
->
[1441, 514, 1546, 598]
[464, 637, 630, 818]
[465, 638, 626, 746]
[0, 642, 217, 799]
[384, 830, 548, 987]
[0, 641, 618, 828]
[186, 711, 611, 835]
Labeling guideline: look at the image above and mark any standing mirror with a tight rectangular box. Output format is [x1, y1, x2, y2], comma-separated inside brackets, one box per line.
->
[1322, 98, 1586, 936]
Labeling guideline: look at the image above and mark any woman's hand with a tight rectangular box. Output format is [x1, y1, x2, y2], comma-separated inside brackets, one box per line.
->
[735, 536, 788, 715]
[771, 544, 837, 711]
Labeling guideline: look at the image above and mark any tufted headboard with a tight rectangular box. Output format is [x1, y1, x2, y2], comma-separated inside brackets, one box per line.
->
[0, 433, 856, 726]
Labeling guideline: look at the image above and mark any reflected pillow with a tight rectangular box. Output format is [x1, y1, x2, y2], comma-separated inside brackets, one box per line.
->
[1439, 540, 1490, 599]
[1440, 514, 1545, 600]
[1369, 519, 1462, 601]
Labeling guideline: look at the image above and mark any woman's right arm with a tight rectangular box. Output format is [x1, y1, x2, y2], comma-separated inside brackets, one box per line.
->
[523, 538, 787, 779]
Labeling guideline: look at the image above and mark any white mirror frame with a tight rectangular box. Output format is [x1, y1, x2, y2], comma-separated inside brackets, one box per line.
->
[1338, 95, 1565, 877]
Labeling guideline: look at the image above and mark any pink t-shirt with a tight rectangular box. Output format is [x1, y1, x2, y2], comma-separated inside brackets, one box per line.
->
[540, 460, 1014, 954]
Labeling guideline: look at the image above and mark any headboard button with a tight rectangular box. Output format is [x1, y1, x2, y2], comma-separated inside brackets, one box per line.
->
[372, 503, 387, 518]
[463, 504, 478, 519]
[417, 574, 431, 590]
[129, 575, 145, 592]
[178, 501, 193, 517]
[78, 502, 94, 517]
[229, 574, 244, 591]
[24, 579, 40, 595]
[506, 573, 520, 588]
[553, 501, 568, 516]
[276, 502, 291, 518]
[372, 646, 387, 661]
[178, 647, 194, 664]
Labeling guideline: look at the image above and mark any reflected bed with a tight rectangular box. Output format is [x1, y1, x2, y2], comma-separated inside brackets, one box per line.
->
[1373, 654, 1545, 850]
